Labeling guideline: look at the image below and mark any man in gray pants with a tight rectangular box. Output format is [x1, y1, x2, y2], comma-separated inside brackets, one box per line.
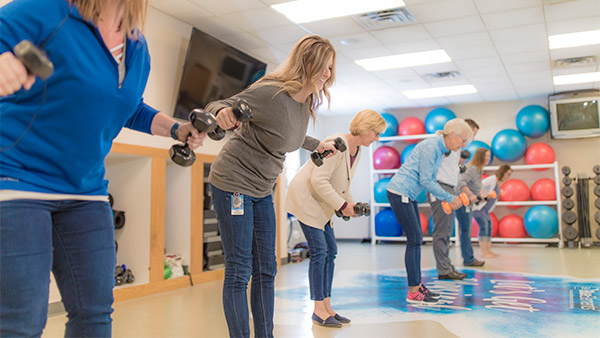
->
[430, 119, 481, 280]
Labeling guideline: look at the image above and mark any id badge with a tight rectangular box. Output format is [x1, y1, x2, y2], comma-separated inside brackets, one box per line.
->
[231, 193, 244, 215]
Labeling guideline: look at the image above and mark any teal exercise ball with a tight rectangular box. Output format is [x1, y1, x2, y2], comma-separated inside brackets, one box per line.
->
[491, 129, 527, 162]
[516, 105, 549, 138]
[425, 108, 456, 134]
[524, 206, 558, 238]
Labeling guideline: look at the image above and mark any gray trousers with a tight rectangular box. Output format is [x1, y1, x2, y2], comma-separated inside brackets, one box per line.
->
[430, 182, 455, 275]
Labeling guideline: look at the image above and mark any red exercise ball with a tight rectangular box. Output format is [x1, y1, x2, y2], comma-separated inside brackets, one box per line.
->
[482, 173, 489, 180]
[373, 146, 401, 169]
[499, 214, 526, 238]
[531, 178, 556, 201]
[500, 179, 530, 208]
[419, 212, 428, 235]
[490, 212, 499, 237]
[525, 142, 555, 170]
[398, 117, 425, 144]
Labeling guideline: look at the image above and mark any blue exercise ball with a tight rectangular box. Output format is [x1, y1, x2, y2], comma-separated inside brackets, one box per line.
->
[375, 208, 402, 236]
[524, 206, 558, 238]
[374, 177, 391, 203]
[401, 144, 416, 164]
[425, 108, 456, 134]
[381, 113, 399, 137]
[416, 189, 428, 204]
[464, 140, 493, 165]
[516, 105, 549, 139]
[429, 216, 455, 237]
[491, 129, 527, 162]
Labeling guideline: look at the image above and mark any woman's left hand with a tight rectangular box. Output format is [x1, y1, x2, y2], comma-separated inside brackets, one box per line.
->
[177, 123, 207, 149]
[316, 140, 337, 157]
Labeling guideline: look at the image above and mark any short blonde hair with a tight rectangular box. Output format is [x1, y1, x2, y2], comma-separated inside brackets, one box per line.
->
[437, 118, 474, 141]
[349, 109, 386, 136]
[69, 0, 149, 40]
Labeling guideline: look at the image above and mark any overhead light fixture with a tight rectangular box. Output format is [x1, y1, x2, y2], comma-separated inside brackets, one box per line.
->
[553, 72, 600, 85]
[403, 85, 477, 99]
[355, 50, 451, 71]
[272, 0, 405, 23]
[548, 30, 600, 49]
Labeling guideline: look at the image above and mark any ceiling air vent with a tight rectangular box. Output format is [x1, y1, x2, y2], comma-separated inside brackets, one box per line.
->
[351, 7, 418, 31]
[554, 56, 597, 68]
[425, 71, 461, 80]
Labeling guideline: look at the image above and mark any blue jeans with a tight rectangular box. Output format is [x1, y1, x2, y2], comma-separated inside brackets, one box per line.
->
[473, 211, 492, 242]
[299, 221, 337, 301]
[455, 206, 475, 265]
[211, 185, 277, 338]
[0, 199, 115, 337]
[387, 192, 422, 287]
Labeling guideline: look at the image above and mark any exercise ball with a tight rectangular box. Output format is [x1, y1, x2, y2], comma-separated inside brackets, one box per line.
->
[530, 178, 556, 201]
[416, 189, 428, 204]
[401, 144, 416, 164]
[374, 177, 391, 203]
[482, 173, 489, 180]
[516, 105, 549, 138]
[429, 216, 456, 237]
[500, 179, 530, 209]
[464, 140, 494, 165]
[373, 146, 401, 169]
[375, 208, 402, 236]
[491, 129, 527, 162]
[419, 212, 428, 235]
[525, 143, 555, 170]
[398, 117, 425, 143]
[524, 206, 558, 238]
[381, 113, 399, 137]
[490, 212, 499, 237]
[425, 108, 456, 134]
[471, 217, 479, 237]
[499, 214, 526, 238]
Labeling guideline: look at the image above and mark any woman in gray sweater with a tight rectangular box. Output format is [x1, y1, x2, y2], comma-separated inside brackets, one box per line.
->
[204, 35, 337, 338]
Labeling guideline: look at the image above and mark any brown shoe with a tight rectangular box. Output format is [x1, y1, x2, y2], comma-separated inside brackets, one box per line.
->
[438, 271, 466, 280]
[465, 259, 485, 267]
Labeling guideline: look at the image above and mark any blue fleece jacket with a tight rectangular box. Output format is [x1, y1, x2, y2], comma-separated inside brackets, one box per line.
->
[0, 0, 158, 196]
[386, 135, 455, 203]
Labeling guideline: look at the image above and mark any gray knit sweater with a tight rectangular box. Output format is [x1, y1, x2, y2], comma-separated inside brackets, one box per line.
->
[455, 165, 483, 196]
[205, 83, 320, 198]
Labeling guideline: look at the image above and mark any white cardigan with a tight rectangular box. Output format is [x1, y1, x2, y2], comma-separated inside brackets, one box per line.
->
[285, 133, 360, 230]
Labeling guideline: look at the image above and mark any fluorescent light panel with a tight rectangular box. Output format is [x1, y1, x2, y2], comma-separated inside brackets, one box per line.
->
[272, 0, 405, 23]
[548, 30, 600, 49]
[553, 72, 600, 85]
[355, 50, 451, 71]
[403, 85, 477, 99]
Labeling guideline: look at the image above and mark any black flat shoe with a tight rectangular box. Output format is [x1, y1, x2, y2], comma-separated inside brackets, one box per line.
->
[334, 313, 351, 324]
[438, 271, 466, 280]
[312, 313, 342, 328]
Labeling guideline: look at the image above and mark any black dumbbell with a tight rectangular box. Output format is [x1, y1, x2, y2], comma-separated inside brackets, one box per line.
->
[113, 210, 125, 229]
[563, 226, 578, 241]
[14, 40, 54, 80]
[169, 109, 218, 167]
[458, 150, 471, 173]
[562, 210, 577, 225]
[207, 99, 253, 141]
[593, 165, 600, 175]
[563, 176, 572, 185]
[562, 166, 571, 176]
[562, 198, 575, 210]
[562, 186, 574, 198]
[335, 202, 370, 221]
[311, 137, 347, 167]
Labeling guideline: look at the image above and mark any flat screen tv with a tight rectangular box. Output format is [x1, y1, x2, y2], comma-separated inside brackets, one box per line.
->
[548, 89, 600, 139]
[173, 28, 267, 120]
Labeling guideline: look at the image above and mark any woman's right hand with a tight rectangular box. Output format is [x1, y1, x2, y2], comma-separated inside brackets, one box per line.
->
[450, 196, 463, 210]
[215, 107, 238, 130]
[0, 51, 35, 96]
[341, 203, 357, 217]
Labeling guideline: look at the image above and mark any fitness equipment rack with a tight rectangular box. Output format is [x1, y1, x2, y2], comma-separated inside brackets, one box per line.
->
[561, 167, 578, 248]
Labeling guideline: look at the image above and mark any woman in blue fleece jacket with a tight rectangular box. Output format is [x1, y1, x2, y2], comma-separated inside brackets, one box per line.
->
[0, 0, 205, 336]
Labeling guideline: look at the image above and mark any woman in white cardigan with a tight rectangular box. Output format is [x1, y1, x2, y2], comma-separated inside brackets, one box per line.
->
[285, 109, 385, 328]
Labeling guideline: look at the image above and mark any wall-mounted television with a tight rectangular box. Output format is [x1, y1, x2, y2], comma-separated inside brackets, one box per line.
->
[173, 28, 267, 120]
[548, 89, 600, 139]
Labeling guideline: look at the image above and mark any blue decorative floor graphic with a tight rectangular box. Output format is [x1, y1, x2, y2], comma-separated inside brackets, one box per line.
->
[274, 269, 600, 337]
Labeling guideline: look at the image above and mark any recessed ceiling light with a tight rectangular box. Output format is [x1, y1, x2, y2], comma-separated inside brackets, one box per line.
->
[272, 0, 406, 24]
[553, 72, 600, 85]
[355, 50, 451, 71]
[402, 85, 477, 99]
[548, 30, 600, 49]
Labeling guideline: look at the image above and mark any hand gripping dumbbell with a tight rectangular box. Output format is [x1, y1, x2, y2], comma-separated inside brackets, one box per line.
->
[169, 109, 217, 167]
[442, 192, 470, 214]
[311, 137, 347, 167]
[335, 202, 370, 221]
[14, 40, 54, 79]
[475, 191, 497, 205]
[458, 149, 471, 173]
[207, 99, 253, 141]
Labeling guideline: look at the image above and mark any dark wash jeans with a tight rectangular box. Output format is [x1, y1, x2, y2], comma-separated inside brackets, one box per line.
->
[298, 221, 337, 301]
[211, 185, 277, 338]
[0, 199, 115, 337]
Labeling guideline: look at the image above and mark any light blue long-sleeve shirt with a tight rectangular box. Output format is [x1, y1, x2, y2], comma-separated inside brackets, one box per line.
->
[386, 135, 455, 203]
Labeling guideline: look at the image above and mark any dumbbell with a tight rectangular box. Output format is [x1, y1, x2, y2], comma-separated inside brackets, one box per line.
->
[207, 99, 253, 141]
[458, 149, 471, 173]
[475, 191, 497, 204]
[442, 192, 470, 214]
[335, 202, 370, 221]
[311, 137, 347, 167]
[169, 109, 218, 167]
[14, 40, 54, 80]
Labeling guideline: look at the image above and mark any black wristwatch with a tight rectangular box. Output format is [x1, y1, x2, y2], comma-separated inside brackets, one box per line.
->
[170, 123, 180, 140]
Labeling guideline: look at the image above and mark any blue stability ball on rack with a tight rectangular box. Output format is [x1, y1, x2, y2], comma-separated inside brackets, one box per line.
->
[425, 108, 456, 134]
[491, 129, 527, 162]
[401, 144, 416, 164]
[381, 113, 399, 137]
[375, 208, 402, 236]
[374, 177, 392, 203]
[516, 105, 550, 138]
[464, 140, 494, 165]
[524, 205, 558, 238]
[429, 216, 455, 236]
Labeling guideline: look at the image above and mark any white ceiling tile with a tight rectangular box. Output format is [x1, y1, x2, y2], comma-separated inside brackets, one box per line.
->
[329, 32, 383, 51]
[151, 0, 213, 20]
[437, 32, 494, 49]
[409, 97, 452, 107]
[220, 32, 268, 50]
[423, 16, 486, 38]
[500, 51, 550, 65]
[188, 16, 246, 37]
[453, 56, 504, 70]
[444, 44, 498, 61]
[481, 6, 544, 30]
[473, 0, 541, 14]
[254, 25, 309, 45]
[447, 94, 484, 104]
[386, 40, 442, 54]
[461, 69, 511, 83]
[247, 45, 288, 64]
[505, 62, 551, 73]
[407, 0, 479, 23]
[371, 67, 421, 80]
[219, 7, 292, 31]
[370, 25, 434, 44]
[495, 39, 549, 55]
[188, 0, 266, 16]
[544, 0, 600, 22]
[340, 45, 391, 60]
[300, 17, 366, 37]
[508, 70, 552, 82]
[412, 62, 458, 74]
[489, 24, 547, 44]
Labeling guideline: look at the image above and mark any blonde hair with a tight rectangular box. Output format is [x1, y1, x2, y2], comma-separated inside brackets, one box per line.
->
[349, 109, 386, 136]
[437, 118, 474, 141]
[253, 35, 336, 119]
[69, 0, 149, 40]
[469, 148, 489, 171]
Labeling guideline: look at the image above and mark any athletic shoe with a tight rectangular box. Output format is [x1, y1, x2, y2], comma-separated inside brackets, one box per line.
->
[464, 259, 485, 267]
[438, 271, 467, 280]
[406, 289, 439, 304]
[419, 284, 441, 299]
